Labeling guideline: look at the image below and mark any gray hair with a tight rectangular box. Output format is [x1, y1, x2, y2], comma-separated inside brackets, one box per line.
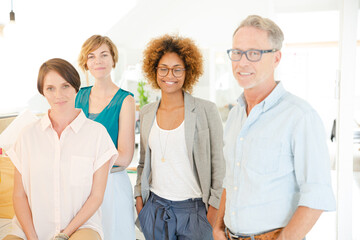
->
[233, 15, 284, 50]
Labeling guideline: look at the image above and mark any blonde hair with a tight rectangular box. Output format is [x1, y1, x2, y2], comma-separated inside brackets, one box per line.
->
[78, 35, 119, 72]
[234, 15, 284, 50]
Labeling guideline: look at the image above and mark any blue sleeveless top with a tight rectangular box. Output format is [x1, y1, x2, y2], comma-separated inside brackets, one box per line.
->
[75, 86, 134, 147]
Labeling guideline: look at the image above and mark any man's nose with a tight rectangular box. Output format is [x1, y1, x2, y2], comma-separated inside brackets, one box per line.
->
[238, 52, 250, 65]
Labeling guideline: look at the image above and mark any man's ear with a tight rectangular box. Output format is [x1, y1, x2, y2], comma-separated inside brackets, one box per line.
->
[274, 50, 282, 67]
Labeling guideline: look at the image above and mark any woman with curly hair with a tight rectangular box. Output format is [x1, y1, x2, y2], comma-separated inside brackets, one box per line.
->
[134, 34, 225, 240]
[75, 35, 136, 240]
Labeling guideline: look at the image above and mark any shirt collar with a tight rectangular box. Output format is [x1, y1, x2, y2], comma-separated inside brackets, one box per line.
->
[40, 111, 52, 131]
[236, 81, 287, 112]
[237, 93, 247, 107]
[40, 109, 86, 133]
[68, 110, 87, 133]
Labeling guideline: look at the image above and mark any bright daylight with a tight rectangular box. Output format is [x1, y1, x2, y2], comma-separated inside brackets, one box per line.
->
[0, 0, 359, 240]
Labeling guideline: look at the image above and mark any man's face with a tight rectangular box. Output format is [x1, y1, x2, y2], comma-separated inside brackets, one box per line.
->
[231, 26, 281, 91]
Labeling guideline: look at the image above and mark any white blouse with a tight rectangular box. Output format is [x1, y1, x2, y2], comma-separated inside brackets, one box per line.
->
[7, 110, 117, 240]
[149, 118, 202, 201]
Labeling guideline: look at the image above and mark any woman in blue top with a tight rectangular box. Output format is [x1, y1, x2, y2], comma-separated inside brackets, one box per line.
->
[75, 35, 136, 240]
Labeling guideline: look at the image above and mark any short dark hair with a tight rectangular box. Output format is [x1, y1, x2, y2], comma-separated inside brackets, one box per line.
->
[37, 58, 81, 95]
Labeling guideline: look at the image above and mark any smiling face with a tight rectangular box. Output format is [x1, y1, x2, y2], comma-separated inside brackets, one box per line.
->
[43, 71, 77, 112]
[86, 44, 114, 81]
[156, 52, 186, 95]
[232, 26, 281, 91]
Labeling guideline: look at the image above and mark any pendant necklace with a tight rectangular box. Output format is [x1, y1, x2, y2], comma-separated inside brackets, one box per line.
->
[159, 129, 169, 163]
[158, 110, 179, 163]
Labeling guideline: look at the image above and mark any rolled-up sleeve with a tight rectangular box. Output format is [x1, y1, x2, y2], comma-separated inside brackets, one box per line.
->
[292, 109, 336, 211]
[6, 136, 23, 174]
[94, 125, 118, 172]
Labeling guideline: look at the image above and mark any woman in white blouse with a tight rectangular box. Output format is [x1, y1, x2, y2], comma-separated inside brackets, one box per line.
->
[3, 58, 118, 240]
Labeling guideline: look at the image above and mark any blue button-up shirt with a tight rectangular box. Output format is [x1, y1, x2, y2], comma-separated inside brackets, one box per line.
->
[223, 82, 336, 234]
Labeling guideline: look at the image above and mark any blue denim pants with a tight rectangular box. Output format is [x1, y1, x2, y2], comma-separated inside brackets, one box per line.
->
[138, 192, 214, 240]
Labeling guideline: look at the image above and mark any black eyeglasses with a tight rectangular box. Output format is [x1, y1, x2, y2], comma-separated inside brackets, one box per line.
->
[227, 49, 277, 62]
[156, 67, 186, 78]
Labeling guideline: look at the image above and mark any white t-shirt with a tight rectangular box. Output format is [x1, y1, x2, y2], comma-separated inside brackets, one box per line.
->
[149, 118, 202, 201]
[7, 110, 118, 240]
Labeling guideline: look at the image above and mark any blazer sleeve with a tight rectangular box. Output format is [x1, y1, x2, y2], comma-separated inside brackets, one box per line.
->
[134, 107, 146, 198]
[206, 102, 225, 209]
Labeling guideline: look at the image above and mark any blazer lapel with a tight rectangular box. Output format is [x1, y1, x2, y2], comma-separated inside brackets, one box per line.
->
[141, 101, 159, 184]
[142, 102, 159, 143]
[184, 92, 196, 168]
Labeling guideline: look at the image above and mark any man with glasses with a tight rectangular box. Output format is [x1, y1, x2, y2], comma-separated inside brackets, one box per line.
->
[213, 15, 336, 240]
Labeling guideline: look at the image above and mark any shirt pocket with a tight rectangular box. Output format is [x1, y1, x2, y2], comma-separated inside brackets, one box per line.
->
[245, 137, 282, 175]
[70, 156, 93, 186]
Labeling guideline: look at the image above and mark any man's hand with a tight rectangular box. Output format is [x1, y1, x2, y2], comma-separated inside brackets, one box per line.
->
[213, 227, 227, 240]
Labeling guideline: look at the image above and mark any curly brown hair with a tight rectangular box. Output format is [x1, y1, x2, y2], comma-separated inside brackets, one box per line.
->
[142, 34, 203, 93]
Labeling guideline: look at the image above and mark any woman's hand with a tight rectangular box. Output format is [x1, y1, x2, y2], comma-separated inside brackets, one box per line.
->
[135, 196, 143, 215]
[207, 205, 218, 227]
[212, 189, 227, 240]
[53, 232, 69, 240]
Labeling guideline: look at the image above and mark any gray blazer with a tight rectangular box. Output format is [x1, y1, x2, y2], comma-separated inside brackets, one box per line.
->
[134, 92, 225, 209]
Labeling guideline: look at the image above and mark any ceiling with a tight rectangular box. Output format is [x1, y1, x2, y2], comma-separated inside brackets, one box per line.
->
[107, 0, 343, 49]
[0, 0, 357, 112]
[0, 0, 351, 52]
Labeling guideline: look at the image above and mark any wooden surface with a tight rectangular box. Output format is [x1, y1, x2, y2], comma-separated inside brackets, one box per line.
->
[0, 156, 15, 219]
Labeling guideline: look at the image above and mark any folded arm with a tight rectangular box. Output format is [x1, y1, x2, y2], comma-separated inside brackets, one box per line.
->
[61, 160, 110, 237]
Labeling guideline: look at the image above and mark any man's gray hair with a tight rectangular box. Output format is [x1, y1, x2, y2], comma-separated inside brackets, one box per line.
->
[233, 15, 284, 50]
